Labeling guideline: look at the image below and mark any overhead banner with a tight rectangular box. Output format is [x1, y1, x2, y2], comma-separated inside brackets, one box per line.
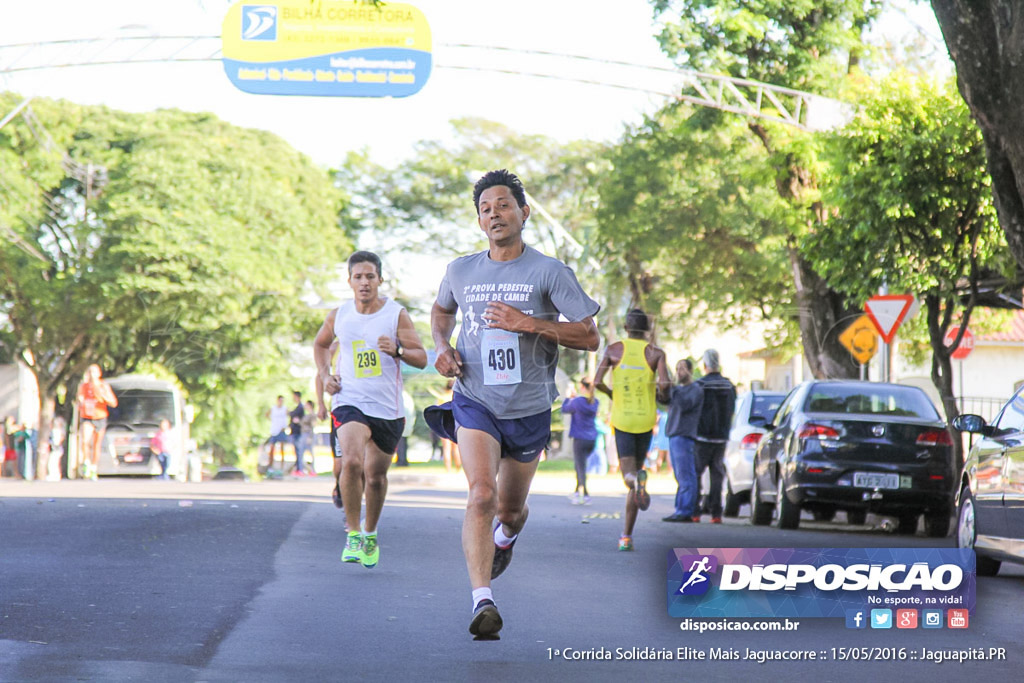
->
[221, 2, 432, 97]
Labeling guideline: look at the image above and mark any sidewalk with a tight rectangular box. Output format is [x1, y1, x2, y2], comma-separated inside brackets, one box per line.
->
[0, 467, 679, 501]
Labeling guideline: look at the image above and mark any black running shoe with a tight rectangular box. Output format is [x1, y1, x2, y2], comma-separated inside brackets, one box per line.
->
[332, 483, 343, 509]
[469, 599, 502, 639]
[491, 537, 516, 580]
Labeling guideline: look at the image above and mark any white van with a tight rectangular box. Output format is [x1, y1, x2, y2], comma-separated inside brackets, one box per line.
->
[70, 375, 200, 480]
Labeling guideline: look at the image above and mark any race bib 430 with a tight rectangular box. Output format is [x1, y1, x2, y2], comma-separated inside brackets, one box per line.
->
[481, 329, 522, 386]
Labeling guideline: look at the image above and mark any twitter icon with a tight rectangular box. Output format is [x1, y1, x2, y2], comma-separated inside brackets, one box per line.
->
[870, 609, 892, 629]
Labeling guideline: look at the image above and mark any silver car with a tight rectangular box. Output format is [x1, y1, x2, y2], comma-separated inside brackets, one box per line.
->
[722, 390, 786, 516]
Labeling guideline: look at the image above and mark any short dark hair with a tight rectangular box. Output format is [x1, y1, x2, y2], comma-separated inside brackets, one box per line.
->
[293, 390, 301, 399]
[680, 358, 693, 372]
[348, 250, 382, 278]
[624, 308, 650, 334]
[473, 169, 527, 214]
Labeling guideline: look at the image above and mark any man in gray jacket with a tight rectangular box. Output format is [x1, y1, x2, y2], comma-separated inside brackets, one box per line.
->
[662, 358, 704, 522]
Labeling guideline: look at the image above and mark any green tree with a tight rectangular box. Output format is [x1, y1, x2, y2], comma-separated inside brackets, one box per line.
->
[0, 95, 349, 476]
[646, 0, 884, 377]
[808, 75, 1009, 457]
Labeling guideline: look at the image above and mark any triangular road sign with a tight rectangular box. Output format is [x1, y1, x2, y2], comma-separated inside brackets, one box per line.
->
[864, 295, 915, 343]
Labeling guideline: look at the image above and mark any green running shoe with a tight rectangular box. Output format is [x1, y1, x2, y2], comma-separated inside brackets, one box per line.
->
[341, 531, 363, 563]
[361, 534, 379, 568]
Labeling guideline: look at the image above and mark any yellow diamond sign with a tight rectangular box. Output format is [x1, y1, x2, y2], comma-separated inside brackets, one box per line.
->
[839, 315, 879, 365]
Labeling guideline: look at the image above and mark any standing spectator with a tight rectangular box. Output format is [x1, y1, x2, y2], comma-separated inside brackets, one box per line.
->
[1, 416, 16, 478]
[150, 418, 173, 480]
[264, 395, 289, 472]
[301, 400, 317, 475]
[48, 415, 67, 481]
[647, 410, 670, 473]
[76, 364, 118, 481]
[692, 349, 737, 523]
[289, 391, 306, 474]
[594, 308, 671, 552]
[662, 359, 704, 523]
[561, 378, 599, 504]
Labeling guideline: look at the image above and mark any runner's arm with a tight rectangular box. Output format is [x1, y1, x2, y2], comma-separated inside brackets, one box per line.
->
[431, 302, 463, 377]
[593, 344, 620, 399]
[382, 309, 427, 369]
[313, 309, 342, 394]
[482, 301, 599, 351]
[655, 350, 671, 404]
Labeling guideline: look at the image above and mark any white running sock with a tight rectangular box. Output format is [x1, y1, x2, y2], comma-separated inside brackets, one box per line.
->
[493, 524, 517, 549]
[472, 587, 493, 610]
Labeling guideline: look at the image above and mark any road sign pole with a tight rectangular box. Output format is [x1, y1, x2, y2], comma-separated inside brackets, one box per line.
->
[959, 359, 964, 414]
[859, 363, 866, 381]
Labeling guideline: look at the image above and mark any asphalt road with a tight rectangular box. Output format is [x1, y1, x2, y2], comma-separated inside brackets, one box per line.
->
[1, 473, 1021, 682]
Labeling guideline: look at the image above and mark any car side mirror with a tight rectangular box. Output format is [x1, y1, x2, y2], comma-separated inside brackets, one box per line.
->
[763, 423, 775, 431]
[951, 414, 986, 433]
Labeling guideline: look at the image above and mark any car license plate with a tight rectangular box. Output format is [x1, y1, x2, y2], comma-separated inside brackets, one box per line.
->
[854, 472, 899, 489]
[123, 452, 144, 463]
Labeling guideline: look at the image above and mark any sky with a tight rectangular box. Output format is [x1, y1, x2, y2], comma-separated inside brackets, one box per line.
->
[0, 0, 947, 169]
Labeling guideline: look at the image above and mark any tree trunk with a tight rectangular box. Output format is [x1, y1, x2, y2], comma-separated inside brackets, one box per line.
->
[930, 0, 1024, 270]
[789, 248, 862, 379]
[924, 292, 964, 468]
[34, 394, 56, 480]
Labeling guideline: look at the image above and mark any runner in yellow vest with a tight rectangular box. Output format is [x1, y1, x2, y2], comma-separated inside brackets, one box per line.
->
[594, 308, 670, 551]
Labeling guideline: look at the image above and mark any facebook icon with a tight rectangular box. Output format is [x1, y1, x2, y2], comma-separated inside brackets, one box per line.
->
[845, 609, 867, 629]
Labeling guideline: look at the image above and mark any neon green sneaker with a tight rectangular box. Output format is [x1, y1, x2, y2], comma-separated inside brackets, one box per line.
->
[361, 533, 379, 568]
[618, 535, 633, 551]
[342, 531, 363, 563]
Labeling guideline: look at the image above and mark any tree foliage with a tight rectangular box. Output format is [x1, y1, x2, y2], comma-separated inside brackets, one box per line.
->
[809, 74, 1009, 441]
[0, 94, 349, 472]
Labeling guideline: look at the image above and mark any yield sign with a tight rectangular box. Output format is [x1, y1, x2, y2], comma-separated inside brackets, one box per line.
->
[864, 294, 915, 343]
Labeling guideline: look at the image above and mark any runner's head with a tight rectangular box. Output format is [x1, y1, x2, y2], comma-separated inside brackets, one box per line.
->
[347, 250, 383, 302]
[473, 169, 531, 246]
[624, 308, 650, 339]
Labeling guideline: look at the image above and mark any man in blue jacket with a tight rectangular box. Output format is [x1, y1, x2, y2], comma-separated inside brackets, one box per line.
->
[692, 349, 736, 523]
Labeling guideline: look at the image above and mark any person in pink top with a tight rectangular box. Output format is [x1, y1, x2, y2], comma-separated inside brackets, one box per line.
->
[151, 419, 173, 480]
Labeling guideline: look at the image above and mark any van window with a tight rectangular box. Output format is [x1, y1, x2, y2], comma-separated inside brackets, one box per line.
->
[107, 390, 176, 427]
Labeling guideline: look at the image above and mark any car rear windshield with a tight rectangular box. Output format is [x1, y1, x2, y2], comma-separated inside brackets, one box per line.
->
[751, 394, 784, 423]
[803, 385, 939, 419]
[107, 390, 176, 428]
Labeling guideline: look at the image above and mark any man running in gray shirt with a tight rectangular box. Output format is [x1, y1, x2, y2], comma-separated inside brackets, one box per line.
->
[427, 169, 600, 639]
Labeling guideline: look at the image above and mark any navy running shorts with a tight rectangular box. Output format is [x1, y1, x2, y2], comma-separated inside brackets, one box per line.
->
[331, 405, 405, 456]
[434, 391, 550, 463]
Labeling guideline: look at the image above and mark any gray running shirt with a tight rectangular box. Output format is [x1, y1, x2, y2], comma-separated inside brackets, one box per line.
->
[436, 245, 600, 419]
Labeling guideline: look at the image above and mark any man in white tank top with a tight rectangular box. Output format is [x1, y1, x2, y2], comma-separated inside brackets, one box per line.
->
[313, 251, 427, 568]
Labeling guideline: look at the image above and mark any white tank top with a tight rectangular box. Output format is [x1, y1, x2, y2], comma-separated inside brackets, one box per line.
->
[331, 297, 404, 420]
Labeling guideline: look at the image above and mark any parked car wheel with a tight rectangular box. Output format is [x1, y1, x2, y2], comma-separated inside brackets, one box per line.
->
[957, 489, 1001, 576]
[750, 475, 773, 526]
[896, 514, 918, 535]
[723, 482, 741, 518]
[812, 508, 836, 522]
[775, 477, 801, 529]
[923, 507, 951, 538]
[847, 509, 867, 526]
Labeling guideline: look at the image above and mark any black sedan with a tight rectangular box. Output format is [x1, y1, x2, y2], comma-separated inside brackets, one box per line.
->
[951, 389, 1024, 576]
[749, 380, 955, 536]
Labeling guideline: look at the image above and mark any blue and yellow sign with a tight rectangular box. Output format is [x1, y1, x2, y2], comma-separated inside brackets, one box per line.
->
[221, 2, 432, 97]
